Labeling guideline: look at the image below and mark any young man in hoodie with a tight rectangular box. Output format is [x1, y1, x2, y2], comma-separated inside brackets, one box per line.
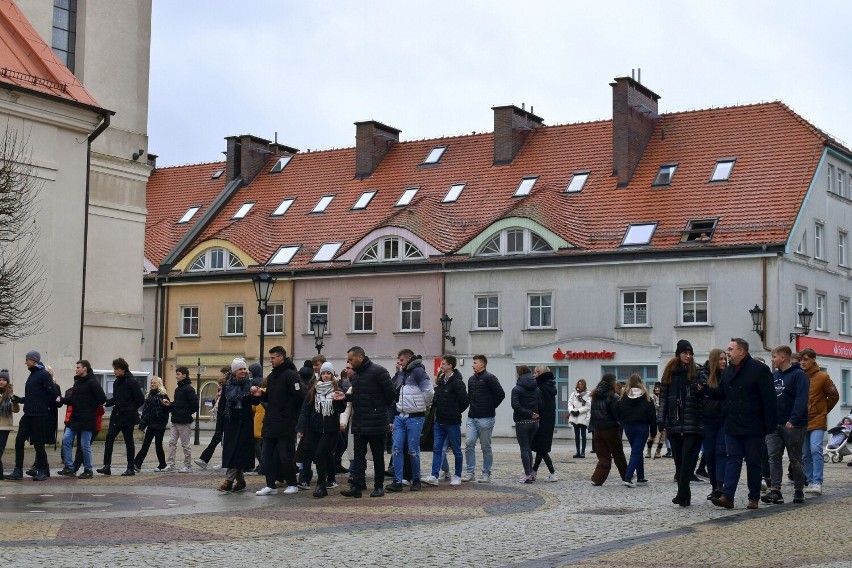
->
[423, 355, 468, 486]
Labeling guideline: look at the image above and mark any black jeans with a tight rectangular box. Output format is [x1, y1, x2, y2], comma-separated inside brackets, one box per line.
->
[0, 429, 9, 473]
[103, 423, 136, 468]
[668, 432, 703, 501]
[199, 430, 223, 463]
[263, 433, 297, 488]
[573, 424, 587, 455]
[515, 420, 539, 476]
[298, 432, 314, 484]
[14, 415, 48, 470]
[335, 426, 349, 467]
[352, 433, 386, 491]
[310, 431, 338, 487]
[134, 427, 167, 469]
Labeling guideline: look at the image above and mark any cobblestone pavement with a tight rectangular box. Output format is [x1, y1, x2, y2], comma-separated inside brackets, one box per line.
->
[1, 438, 850, 567]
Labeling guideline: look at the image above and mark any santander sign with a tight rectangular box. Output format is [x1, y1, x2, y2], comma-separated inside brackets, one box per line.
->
[553, 348, 616, 361]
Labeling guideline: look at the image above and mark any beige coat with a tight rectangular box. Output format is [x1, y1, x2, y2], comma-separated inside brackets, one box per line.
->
[805, 366, 839, 431]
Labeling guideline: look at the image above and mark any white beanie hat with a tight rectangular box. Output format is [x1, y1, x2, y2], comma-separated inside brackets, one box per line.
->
[320, 362, 335, 375]
[231, 358, 247, 373]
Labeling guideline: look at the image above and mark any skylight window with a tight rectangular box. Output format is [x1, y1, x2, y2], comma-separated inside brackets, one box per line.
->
[312, 242, 342, 262]
[622, 223, 657, 246]
[443, 183, 466, 203]
[566, 171, 590, 193]
[653, 164, 678, 186]
[232, 202, 255, 219]
[272, 198, 295, 216]
[352, 191, 376, 210]
[710, 159, 735, 182]
[422, 146, 447, 165]
[312, 195, 335, 213]
[396, 187, 419, 206]
[681, 218, 718, 243]
[269, 245, 300, 265]
[211, 169, 223, 179]
[178, 206, 200, 224]
[514, 176, 539, 197]
[270, 155, 293, 173]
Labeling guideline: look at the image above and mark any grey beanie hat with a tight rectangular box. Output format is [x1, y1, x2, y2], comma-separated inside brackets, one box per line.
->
[25, 350, 41, 363]
[231, 358, 247, 373]
[319, 362, 335, 375]
[0, 369, 9, 380]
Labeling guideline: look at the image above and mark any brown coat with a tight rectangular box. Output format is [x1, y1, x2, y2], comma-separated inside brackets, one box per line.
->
[805, 366, 839, 431]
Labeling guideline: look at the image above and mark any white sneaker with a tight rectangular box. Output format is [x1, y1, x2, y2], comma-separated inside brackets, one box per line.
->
[547, 473, 559, 482]
[282, 486, 299, 494]
[439, 471, 450, 480]
[461, 472, 475, 482]
[162, 464, 174, 472]
[623, 479, 636, 488]
[401, 479, 410, 486]
[422, 475, 440, 486]
[805, 483, 822, 494]
[327, 481, 339, 489]
[256, 486, 278, 496]
[177, 466, 192, 473]
[450, 475, 462, 486]
[478, 473, 491, 483]
[194, 459, 207, 470]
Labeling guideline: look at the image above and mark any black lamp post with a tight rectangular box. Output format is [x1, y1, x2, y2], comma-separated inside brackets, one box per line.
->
[194, 357, 203, 445]
[252, 270, 276, 374]
[748, 304, 764, 341]
[789, 308, 814, 343]
[440, 313, 455, 346]
[311, 313, 328, 354]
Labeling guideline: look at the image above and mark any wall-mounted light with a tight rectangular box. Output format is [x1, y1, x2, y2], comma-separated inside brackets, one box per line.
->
[131, 149, 145, 161]
[789, 308, 814, 343]
[311, 314, 328, 354]
[748, 304, 764, 341]
[440, 313, 455, 346]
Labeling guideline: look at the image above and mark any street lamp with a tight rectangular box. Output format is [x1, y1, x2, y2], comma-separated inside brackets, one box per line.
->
[311, 313, 328, 354]
[789, 308, 814, 343]
[252, 270, 276, 374]
[748, 304, 764, 341]
[440, 313, 455, 346]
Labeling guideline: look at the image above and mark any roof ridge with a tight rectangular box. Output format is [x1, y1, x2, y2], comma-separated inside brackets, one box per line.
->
[153, 159, 227, 170]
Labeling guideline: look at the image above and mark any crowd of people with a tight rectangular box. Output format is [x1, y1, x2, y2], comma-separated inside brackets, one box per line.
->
[0, 340, 846, 510]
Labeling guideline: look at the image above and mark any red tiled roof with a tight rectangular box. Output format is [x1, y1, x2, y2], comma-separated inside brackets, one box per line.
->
[0, 0, 100, 108]
[147, 101, 831, 274]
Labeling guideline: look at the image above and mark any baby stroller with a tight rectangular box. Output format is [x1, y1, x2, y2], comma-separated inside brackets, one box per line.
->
[824, 415, 852, 463]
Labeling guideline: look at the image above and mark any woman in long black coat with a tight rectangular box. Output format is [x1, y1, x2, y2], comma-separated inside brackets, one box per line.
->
[216, 359, 258, 493]
[531, 366, 558, 481]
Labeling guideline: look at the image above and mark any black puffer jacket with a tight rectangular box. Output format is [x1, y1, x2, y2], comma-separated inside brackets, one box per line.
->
[616, 390, 658, 438]
[511, 373, 540, 422]
[19, 363, 56, 417]
[701, 365, 724, 425]
[532, 372, 557, 453]
[106, 371, 144, 427]
[347, 356, 395, 435]
[590, 381, 620, 431]
[140, 389, 170, 430]
[61, 372, 107, 432]
[432, 369, 469, 425]
[657, 364, 704, 435]
[467, 370, 506, 419]
[170, 378, 199, 424]
[296, 392, 346, 434]
[261, 358, 304, 438]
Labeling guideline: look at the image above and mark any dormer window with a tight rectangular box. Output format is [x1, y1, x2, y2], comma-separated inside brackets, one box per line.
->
[565, 171, 589, 193]
[188, 247, 244, 272]
[311, 242, 342, 262]
[312, 195, 334, 213]
[269, 245, 300, 265]
[652, 164, 678, 186]
[352, 191, 376, 210]
[443, 183, 466, 203]
[476, 228, 552, 256]
[622, 223, 657, 246]
[232, 202, 255, 219]
[397, 187, 419, 207]
[357, 237, 425, 263]
[270, 155, 293, 173]
[211, 169, 224, 179]
[272, 198, 295, 216]
[710, 159, 735, 182]
[514, 176, 539, 197]
[422, 146, 447, 165]
[681, 218, 718, 243]
[178, 206, 200, 224]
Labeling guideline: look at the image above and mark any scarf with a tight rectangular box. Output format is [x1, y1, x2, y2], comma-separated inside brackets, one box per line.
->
[314, 380, 335, 417]
[0, 393, 10, 418]
[223, 375, 250, 421]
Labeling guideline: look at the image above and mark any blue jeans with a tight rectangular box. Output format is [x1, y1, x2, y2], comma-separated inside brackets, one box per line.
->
[392, 415, 425, 482]
[63, 428, 93, 471]
[465, 416, 495, 476]
[803, 429, 825, 485]
[702, 420, 727, 490]
[723, 433, 764, 501]
[431, 423, 462, 477]
[623, 422, 649, 481]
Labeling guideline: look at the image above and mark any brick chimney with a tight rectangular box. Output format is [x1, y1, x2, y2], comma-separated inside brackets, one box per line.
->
[492, 105, 543, 166]
[225, 134, 275, 183]
[355, 121, 400, 179]
[611, 77, 661, 187]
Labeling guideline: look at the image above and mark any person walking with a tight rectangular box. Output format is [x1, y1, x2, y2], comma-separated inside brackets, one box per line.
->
[589, 373, 627, 486]
[798, 348, 838, 495]
[464, 355, 505, 483]
[511, 365, 540, 483]
[531, 366, 557, 482]
[423, 355, 468, 487]
[0, 370, 18, 480]
[217, 359, 259, 493]
[568, 379, 590, 458]
[658, 340, 704, 507]
[701, 348, 728, 500]
[133, 376, 170, 472]
[98, 358, 144, 477]
[194, 367, 226, 470]
[646, 383, 667, 459]
[617, 374, 657, 487]
[164, 366, 199, 472]
[56, 360, 106, 479]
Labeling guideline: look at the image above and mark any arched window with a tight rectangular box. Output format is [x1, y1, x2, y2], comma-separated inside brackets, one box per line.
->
[475, 228, 553, 256]
[356, 237, 425, 263]
[188, 248, 244, 272]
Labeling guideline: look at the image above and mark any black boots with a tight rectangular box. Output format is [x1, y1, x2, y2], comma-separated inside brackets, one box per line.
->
[5, 467, 23, 481]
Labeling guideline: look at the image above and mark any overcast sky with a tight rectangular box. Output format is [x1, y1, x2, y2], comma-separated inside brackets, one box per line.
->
[148, 1, 852, 167]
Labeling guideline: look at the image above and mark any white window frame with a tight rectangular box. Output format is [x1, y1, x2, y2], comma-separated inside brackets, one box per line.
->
[224, 304, 245, 336]
[312, 195, 335, 213]
[815, 222, 825, 260]
[513, 176, 538, 197]
[352, 191, 376, 210]
[422, 146, 447, 165]
[352, 299, 374, 333]
[269, 245, 299, 265]
[840, 297, 849, 336]
[828, 164, 835, 193]
[710, 159, 735, 182]
[815, 293, 826, 331]
[653, 164, 677, 186]
[443, 183, 466, 203]
[396, 187, 419, 206]
[527, 293, 553, 329]
[565, 171, 589, 193]
[232, 202, 254, 219]
[795, 288, 807, 328]
[399, 298, 422, 332]
[839, 231, 848, 267]
[838, 169, 845, 197]
[622, 223, 657, 246]
[272, 198, 295, 216]
[679, 287, 709, 326]
[270, 155, 293, 173]
[356, 236, 425, 263]
[620, 289, 649, 327]
[312, 242, 342, 262]
[795, 229, 807, 255]
[475, 228, 552, 256]
[474, 294, 500, 330]
[307, 301, 329, 334]
[180, 306, 199, 337]
[265, 303, 285, 335]
[178, 206, 200, 224]
[188, 248, 244, 272]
